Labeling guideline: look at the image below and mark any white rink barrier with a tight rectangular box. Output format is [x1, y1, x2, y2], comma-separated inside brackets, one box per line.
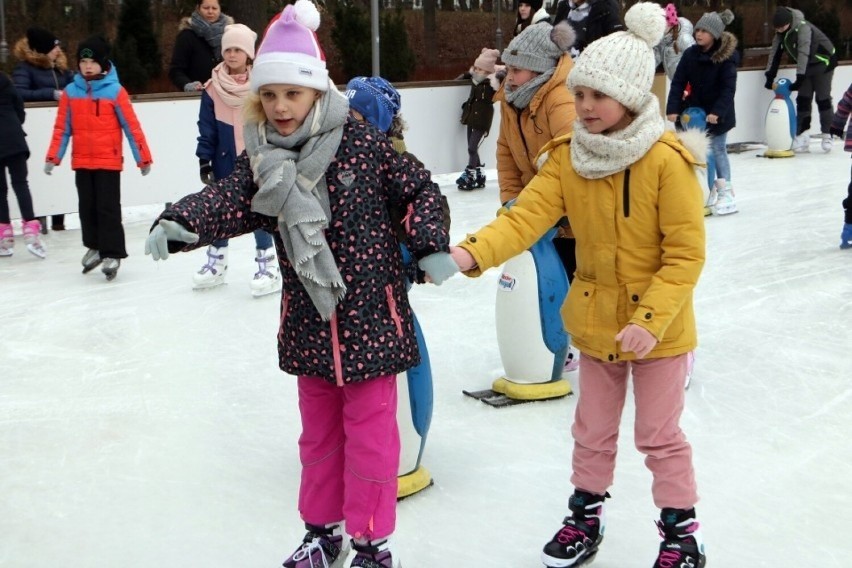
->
[9, 65, 851, 219]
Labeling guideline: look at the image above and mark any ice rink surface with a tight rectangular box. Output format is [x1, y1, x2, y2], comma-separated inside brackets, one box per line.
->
[2, 140, 852, 567]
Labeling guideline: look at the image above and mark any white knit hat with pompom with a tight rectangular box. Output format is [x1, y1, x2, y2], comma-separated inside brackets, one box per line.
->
[568, 2, 666, 112]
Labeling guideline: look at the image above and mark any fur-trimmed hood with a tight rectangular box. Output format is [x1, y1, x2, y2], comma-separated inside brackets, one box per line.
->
[710, 31, 738, 64]
[178, 14, 235, 31]
[13, 37, 70, 71]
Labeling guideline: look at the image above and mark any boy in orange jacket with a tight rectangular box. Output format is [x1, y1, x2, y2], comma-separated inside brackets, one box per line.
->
[45, 35, 152, 280]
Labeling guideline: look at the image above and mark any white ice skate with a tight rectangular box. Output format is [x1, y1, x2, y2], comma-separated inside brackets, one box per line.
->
[250, 247, 282, 298]
[820, 133, 833, 153]
[193, 246, 228, 289]
[792, 133, 810, 153]
[710, 179, 737, 216]
[23, 219, 46, 259]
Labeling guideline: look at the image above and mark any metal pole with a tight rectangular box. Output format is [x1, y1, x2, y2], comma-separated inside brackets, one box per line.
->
[371, 0, 380, 76]
[496, 0, 503, 52]
[0, 0, 9, 64]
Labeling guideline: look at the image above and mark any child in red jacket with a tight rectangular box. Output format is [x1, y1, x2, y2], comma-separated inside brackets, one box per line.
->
[45, 35, 152, 280]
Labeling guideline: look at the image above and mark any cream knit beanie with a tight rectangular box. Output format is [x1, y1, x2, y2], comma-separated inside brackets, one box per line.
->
[568, 2, 666, 112]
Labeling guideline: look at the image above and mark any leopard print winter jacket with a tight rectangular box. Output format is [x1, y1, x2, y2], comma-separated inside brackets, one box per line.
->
[159, 117, 449, 385]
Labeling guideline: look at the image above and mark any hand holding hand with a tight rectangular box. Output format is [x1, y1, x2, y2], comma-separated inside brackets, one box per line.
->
[615, 323, 657, 359]
[449, 245, 476, 272]
[789, 74, 804, 91]
[418, 252, 459, 285]
[43, 162, 54, 175]
[144, 219, 199, 260]
[199, 161, 215, 185]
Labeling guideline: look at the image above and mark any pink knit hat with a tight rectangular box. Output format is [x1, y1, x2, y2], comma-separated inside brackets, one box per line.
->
[473, 48, 500, 74]
[251, 0, 328, 92]
[221, 24, 257, 60]
[664, 3, 679, 28]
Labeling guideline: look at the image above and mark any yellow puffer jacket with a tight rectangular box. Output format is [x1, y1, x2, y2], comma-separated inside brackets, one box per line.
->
[494, 55, 576, 206]
[459, 130, 706, 362]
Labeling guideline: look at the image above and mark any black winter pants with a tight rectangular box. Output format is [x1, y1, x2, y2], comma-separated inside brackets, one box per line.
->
[796, 68, 835, 135]
[0, 152, 35, 223]
[76, 169, 126, 259]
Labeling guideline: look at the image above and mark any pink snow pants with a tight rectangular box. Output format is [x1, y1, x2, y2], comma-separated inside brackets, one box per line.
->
[571, 353, 699, 509]
[297, 374, 400, 541]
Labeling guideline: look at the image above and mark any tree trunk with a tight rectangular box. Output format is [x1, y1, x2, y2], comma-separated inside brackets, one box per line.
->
[440, 0, 455, 11]
[228, 1, 268, 42]
[423, 0, 438, 66]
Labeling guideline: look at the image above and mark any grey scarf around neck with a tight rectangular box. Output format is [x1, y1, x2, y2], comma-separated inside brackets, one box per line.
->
[504, 68, 554, 110]
[190, 11, 228, 61]
[245, 85, 350, 321]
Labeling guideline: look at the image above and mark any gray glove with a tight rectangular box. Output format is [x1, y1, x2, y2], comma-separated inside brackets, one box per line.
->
[144, 219, 199, 260]
[53, 89, 62, 101]
[141, 165, 151, 176]
[199, 161, 214, 185]
[183, 81, 203, 92]
[418, 252, 459, 285]
[44, 162, 55, 175]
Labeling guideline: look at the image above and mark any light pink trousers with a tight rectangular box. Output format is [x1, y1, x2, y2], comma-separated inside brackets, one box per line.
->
[571, 353, 699, 509]
[297, 375, 400, 541]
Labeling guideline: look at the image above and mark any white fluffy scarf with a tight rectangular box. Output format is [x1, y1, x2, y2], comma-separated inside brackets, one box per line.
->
[570, 96, 665, 179]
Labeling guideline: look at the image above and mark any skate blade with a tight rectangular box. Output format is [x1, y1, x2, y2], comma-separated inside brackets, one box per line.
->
[542, 549, 598, 568]
[82, 259, 103, 273]
[26, 244, 47, 259]
[251, 282, 282, 298]
[192, 280, 226, 290]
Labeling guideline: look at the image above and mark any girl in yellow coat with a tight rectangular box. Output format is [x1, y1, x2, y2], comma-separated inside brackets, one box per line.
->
[451, 4, 708, 568]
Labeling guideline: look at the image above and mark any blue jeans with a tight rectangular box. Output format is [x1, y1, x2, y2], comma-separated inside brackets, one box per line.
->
[213, 229, 273, 250]
[709, 132, 731, 183]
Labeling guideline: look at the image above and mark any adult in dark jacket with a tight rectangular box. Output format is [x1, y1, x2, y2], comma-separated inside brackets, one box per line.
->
[666, 10, 739, 216]
[0, 72, 45, 258]
[12, 27, 74, 232]
[168, 0, 235, 92]
[764, 6, 837, 152]
[552, 0, 623, 57]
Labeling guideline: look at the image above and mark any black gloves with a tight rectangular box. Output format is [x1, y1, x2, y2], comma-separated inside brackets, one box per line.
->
[199, 160, 214, 185]
[764, 73, 775, 90]
[830, 126, 844, 139]
[789, 74, 805, 91]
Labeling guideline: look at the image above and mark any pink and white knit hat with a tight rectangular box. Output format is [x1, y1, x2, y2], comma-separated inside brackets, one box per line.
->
[251, 0, 328, 93]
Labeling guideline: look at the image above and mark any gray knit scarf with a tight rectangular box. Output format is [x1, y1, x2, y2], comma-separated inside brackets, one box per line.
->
[245, 85, 350, 320]
[190, 11, 228, 61]
[570, 96, 665, 179]
[504, 68, 555, 110]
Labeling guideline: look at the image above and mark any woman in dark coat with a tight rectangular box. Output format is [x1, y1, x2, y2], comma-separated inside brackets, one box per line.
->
[12, 27, 73, 232]
[0, 72, 45, 258]
[169, 0, 235, 92]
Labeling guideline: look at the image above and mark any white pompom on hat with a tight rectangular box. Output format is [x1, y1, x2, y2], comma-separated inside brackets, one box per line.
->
[251, 0, 328, 93]
[568, 2, 666, 112]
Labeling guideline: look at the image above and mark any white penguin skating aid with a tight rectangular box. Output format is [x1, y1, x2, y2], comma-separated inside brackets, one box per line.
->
[463, 221, 572, 407]
[762, 77, 797, 158]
